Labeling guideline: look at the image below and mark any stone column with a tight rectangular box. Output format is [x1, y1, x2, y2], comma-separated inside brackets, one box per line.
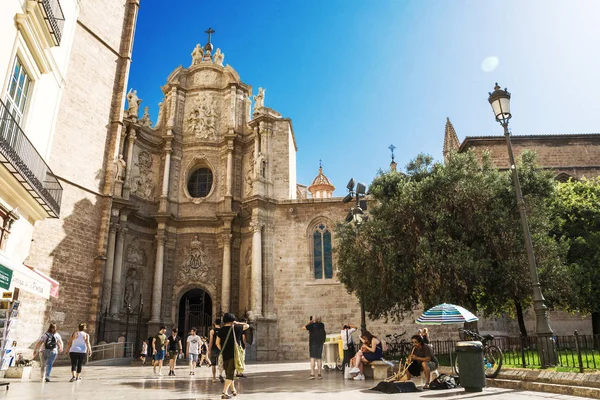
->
[226, 141, 233, 197]
[221, 233, 232, 313]
[229, 86, 236, 128]
[109, 223, 128, 315]
[159, 136, 173, 212]
[250, 219, 263, 317]
[150, 231, 166, 323]
[122, 129, 137, 199]
[101, 222, 118, 312]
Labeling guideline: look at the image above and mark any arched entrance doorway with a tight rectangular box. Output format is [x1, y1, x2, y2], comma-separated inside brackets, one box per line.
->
[178, 288, 213, 338]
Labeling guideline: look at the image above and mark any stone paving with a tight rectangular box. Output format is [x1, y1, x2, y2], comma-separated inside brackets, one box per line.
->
[0, 362, 594, 400]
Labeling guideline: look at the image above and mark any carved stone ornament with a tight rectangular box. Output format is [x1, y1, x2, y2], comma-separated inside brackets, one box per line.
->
[131, 150, 156, 201]
[186, 95, 219, 140]
[177, 235, 216, 285]
[126, 239, 147, 266]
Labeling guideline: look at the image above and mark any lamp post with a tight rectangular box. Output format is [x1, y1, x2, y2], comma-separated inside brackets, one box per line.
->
[488, 83, 557, 367]
[343, 178, 368, 332]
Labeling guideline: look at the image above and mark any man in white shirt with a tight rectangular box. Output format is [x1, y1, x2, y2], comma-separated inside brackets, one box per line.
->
[186, 327, 201, 375]
[341, 324, 358, 373]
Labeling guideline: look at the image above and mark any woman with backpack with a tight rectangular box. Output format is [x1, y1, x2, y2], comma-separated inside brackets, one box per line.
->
[65, 323, 92, 382]
[33, 323, 63, 382]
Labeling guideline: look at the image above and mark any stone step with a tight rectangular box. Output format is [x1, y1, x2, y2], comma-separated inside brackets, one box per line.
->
[487, 377, 600, 399]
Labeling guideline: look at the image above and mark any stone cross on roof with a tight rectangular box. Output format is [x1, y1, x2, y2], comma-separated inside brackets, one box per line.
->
[204, 27, 215, 60]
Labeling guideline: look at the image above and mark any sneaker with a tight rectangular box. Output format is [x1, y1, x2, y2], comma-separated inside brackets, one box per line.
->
[349, 367, 360, 374]
[69, 377, 76, 382]
[353, 374, 365, 381]
[308, 375, 315, 380]
[45, 378, 50, 382]
[221, 393, 231, 399]
[77, 377, 82, 381]
[423, 383, 430, 389]
[318, 374, 322, 379]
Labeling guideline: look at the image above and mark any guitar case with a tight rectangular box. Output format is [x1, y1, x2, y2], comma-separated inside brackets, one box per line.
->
[371, 381, 420, 393]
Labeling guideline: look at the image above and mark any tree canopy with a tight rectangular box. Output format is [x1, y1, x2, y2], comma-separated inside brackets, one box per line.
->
[336, 150, 568, 334]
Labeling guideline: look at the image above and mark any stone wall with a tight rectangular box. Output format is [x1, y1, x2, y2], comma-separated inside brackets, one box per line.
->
[461, 134, 600, 179]
[24, 0, 132, 347]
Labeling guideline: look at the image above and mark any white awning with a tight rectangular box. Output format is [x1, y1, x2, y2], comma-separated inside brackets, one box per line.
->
[0, 252, 51, 299]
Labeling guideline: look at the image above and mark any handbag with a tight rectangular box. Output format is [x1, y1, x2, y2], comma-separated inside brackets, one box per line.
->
[233, 328, 245, 374]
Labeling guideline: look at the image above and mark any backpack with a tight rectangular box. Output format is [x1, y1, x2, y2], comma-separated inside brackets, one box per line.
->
[44, 333, 57, 350]
[429, 374, 457, 390]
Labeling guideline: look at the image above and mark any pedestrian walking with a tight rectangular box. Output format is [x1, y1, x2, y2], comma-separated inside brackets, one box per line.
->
[208, 318, 223, 383]
[216, 313, 249, 399]
[302, 315, 326, 379]
[33, 323, 63, 382]
[65, 323, 92, 382]
[140, 340, 148, 365]
[199, 337, 211, 367]
[152, 326, 169, 376]
[186, 327, 200, 375]
[167, 328, 182, 376]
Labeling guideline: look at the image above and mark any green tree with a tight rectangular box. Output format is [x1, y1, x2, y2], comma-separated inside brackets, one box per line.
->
[550, 178, 600, 335]
[336, 150, 567, 335]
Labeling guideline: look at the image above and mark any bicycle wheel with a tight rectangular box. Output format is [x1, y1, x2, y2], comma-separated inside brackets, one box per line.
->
[453, 354, 460, 375]
[483, 345, 503, 378]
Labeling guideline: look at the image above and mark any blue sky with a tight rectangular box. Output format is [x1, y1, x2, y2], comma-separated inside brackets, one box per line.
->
[128, 0, 600, 195]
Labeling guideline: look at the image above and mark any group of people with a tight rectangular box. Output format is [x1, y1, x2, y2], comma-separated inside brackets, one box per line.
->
[303, 319, 438, 388]
[140, 315, 249, 399]
[32, 323, 92, 382]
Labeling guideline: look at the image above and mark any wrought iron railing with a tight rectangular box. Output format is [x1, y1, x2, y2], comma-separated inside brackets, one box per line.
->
[424, 331, 600, 372]
[0, 99, 62, 218]
[38, 0, 65, 46]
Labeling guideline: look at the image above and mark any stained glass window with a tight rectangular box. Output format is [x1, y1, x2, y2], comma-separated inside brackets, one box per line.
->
[313, 224, 333, 280]
[187, 168, 213, 198]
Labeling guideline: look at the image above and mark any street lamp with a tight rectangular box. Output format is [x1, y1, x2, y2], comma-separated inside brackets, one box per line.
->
[344, 178, 368, 332]
[488, 83, 557, 367]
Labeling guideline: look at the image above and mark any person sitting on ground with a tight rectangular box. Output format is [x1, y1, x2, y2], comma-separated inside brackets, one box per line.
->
[348, 330, 383, 381]
[404, 334, 438, 388]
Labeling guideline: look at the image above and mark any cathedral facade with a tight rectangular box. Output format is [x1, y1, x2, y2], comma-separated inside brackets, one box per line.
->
[103, 38, 368, 361]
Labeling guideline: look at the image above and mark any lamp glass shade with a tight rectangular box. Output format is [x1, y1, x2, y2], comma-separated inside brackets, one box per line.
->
[488, 84, 512, 123]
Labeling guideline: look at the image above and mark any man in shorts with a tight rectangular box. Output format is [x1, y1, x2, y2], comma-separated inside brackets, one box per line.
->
[405, 334, 439, 388]
[152, 326, 169, 376]
[186, 327, 201, 375]
[167, 328, 182, 376]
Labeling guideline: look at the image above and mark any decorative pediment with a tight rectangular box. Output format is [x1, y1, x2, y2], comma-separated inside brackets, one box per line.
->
[177, 235, 216, 286]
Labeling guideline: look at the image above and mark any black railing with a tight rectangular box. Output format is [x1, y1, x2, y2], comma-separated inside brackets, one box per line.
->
[0, 100, 62, 218]
[423, 331, 600, 372]
[38, 0, 65, 46]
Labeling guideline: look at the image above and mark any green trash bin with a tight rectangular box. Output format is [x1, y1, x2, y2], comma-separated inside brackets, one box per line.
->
[456, 341, 485, 392]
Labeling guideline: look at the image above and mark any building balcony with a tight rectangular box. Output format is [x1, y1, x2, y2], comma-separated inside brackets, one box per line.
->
[0, 100, 62, 218]
[38, 0, 64, 46]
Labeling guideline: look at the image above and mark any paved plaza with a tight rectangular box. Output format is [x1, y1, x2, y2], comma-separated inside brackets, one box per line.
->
[0, 362, 593, 400]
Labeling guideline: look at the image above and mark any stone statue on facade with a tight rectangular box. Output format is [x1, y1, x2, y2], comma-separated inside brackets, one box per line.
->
[214, 48, 225, 66]
[123, 268, 139, 307]
[115, 155, 126, 181]
[155, 101, 164, 127]
[253, 87, 265, 110]
[191, 44, 204, 65]
[139, 106, 152, 127]
[126, 89, 142, 119]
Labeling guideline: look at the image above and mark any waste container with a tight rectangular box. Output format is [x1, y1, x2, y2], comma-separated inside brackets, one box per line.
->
[456, 341, 485, 392]
[323, 334, 341, 371]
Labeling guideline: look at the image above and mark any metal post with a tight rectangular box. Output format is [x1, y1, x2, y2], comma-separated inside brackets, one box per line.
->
[575, 330, 584, 373]
[502, 122, 557, 367]
[125, 303, 131, 357]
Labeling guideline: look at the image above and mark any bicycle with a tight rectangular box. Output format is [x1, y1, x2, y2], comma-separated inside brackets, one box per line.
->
[454, 329, 503, 378]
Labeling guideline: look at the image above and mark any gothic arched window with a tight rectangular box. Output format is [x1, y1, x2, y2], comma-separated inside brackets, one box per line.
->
[313, 223, 333, 280]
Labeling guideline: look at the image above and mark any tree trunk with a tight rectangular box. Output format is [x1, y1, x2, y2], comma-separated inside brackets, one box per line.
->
[592, 311, 600, 349]
[514, 298, 528, 337]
